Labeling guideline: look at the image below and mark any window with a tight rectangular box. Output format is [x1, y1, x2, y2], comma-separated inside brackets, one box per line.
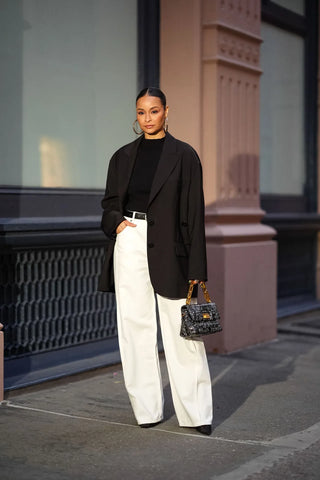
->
[260, 22, 305, 195]
[0, 0, 138, 189]
[272, 0, 304, 16]
[260, 0, 317, 212]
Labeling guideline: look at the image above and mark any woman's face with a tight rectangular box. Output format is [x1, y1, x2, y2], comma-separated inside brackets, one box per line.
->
[136, 95, 168, 139]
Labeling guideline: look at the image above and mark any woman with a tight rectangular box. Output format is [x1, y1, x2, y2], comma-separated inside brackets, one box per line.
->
[98, 87, 213, 435]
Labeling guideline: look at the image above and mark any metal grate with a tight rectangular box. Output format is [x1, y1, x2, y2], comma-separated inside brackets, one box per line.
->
[0, 246, 116, 359]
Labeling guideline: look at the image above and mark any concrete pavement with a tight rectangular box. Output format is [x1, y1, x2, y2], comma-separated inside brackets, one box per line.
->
[1, 322, 320, 479]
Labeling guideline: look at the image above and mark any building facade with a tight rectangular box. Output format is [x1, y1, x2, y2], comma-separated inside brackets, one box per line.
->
[0, 0, 318, 390]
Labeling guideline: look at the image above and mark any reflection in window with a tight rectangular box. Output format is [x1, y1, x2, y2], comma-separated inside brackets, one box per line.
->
[272, 0, 305, 16]
[260, 22, 305, 195]
[39, 137, 69, 188]
[1, 0, 137, 189]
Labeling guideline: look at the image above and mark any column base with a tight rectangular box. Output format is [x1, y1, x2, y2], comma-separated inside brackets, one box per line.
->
[204, 239, 277, 353]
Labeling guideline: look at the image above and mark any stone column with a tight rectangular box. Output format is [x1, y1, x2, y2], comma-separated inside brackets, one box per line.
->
[161, 0, 277, 352]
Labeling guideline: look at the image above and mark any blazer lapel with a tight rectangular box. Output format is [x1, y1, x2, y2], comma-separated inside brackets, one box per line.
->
[119, 135, 143, 199]
[148, 133, 179, 207]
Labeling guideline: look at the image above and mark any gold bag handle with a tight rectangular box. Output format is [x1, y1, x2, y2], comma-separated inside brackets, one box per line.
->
[186, 281, 212, 305]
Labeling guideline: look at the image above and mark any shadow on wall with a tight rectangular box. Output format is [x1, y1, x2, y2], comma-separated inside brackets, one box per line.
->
[0, 1, 32, 389]
[0, 0, 23, 205]
[1, 250, 31, 390]
[209, 153, 259, 203]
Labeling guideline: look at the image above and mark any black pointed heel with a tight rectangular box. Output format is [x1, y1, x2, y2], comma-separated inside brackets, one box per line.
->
[139, 421, 161, 429]
[195, 425, 212, 435]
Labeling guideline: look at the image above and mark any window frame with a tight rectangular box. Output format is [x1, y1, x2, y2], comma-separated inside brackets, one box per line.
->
[0, 0, 160, 219]
[260, 0, 318, 214]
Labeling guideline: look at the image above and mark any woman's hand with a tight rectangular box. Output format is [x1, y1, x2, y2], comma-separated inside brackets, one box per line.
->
[116, 219, 136, 234]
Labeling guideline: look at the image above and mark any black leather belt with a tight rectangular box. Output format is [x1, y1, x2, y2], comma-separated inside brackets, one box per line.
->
[124, 210, 147, 220]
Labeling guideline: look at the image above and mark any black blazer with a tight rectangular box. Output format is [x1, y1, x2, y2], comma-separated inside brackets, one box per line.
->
[98, 132, 207, 298]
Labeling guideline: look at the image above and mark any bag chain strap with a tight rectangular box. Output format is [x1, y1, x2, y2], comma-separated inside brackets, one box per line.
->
[186, 281, 212, 305]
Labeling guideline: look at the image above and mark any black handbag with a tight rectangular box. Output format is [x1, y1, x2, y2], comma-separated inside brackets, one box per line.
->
[180, 282, 222, 338]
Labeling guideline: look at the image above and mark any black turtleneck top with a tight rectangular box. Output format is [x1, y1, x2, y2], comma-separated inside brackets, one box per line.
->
[125, 136, 165, 213]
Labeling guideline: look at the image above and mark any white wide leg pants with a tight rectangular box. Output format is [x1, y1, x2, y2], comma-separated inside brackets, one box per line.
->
[113, 217, 213, 427]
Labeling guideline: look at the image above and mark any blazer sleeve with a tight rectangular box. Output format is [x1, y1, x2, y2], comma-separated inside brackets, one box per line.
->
[183, 148, 208, 282]
[100, 152, 125, 239]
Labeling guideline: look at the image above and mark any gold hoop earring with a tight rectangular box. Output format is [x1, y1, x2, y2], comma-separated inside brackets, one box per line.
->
[164, 117, 169, 132]
[132, 119, 143, 135]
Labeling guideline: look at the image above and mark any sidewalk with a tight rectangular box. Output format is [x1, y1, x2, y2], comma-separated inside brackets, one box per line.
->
[1, 326, 320, 479]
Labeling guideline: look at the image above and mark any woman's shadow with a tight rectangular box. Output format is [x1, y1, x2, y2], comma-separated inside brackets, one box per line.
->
[161, 334, 317, 427]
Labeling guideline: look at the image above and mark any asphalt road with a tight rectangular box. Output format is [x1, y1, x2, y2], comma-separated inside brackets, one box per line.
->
[1, 328, 320, 480]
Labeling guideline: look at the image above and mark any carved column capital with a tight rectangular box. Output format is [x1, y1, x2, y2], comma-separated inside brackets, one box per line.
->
[201, 0, 262, 210]
[202, 0, 260, 36]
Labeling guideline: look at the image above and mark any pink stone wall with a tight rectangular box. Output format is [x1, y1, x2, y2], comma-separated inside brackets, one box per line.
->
[205, 241, 277, 353]
[161, 0, 277, 352]
[160, 0, 202, 154]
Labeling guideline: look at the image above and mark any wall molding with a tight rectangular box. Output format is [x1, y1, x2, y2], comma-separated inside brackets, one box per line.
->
[203, 22, 262, 42]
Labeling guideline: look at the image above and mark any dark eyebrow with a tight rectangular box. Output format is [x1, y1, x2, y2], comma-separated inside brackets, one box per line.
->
[136, 106, 161, 111]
